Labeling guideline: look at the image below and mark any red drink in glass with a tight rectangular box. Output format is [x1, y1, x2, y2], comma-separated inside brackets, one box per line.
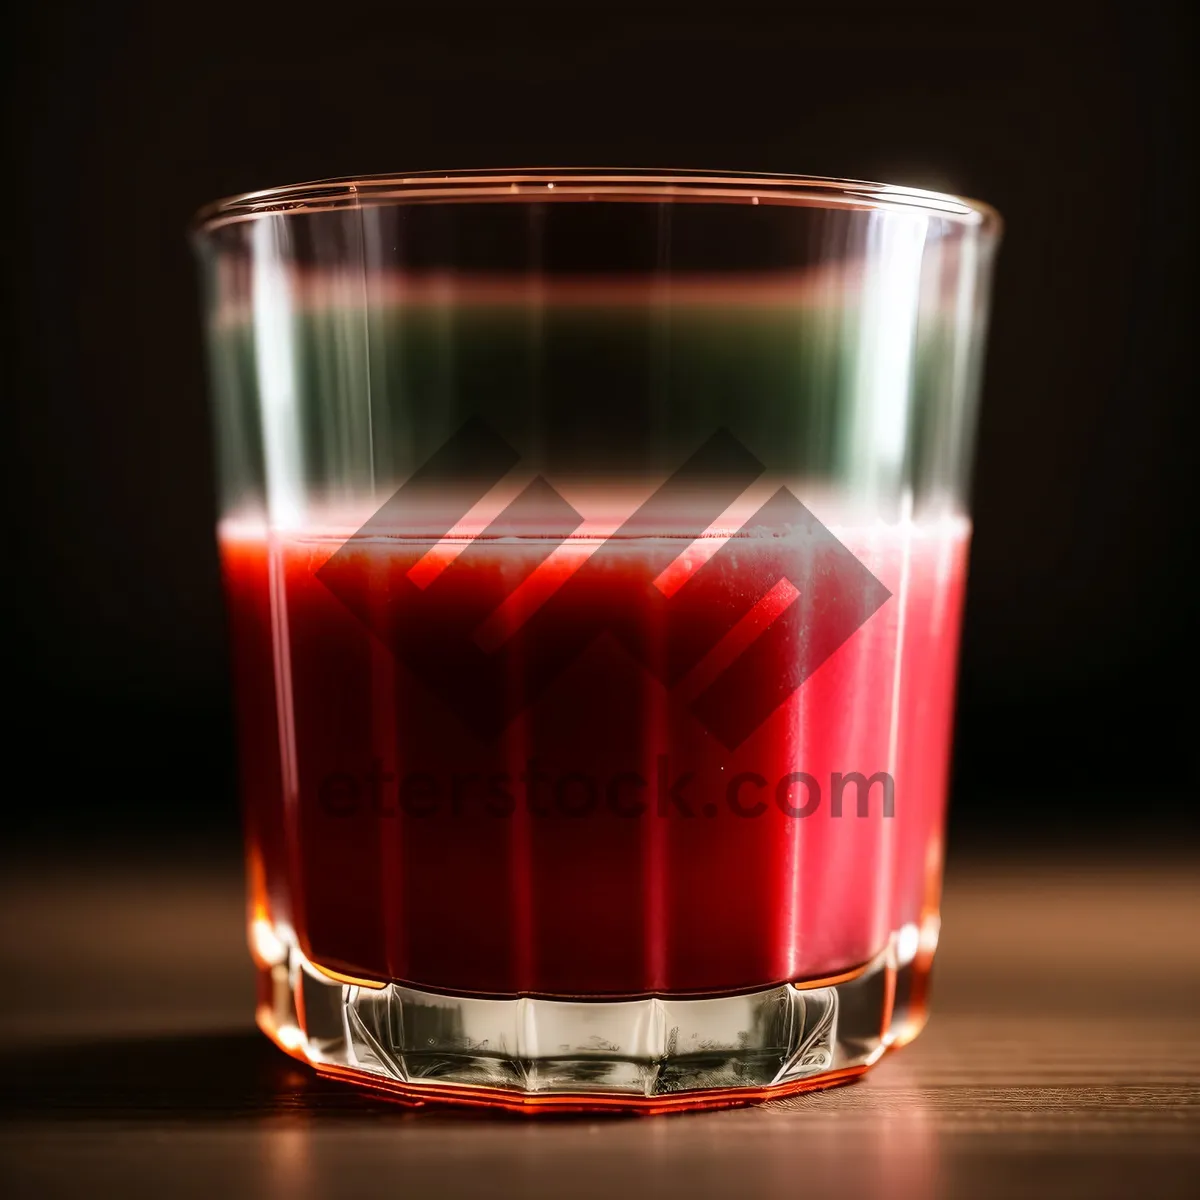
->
[196, 169, 998, 1110]
[221, 510, 967, 1001]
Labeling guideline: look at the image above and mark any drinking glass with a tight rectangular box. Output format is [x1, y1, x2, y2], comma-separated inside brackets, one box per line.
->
[192, 170, 1000, 1112]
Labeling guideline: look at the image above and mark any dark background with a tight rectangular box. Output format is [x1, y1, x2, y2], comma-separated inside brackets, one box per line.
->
[3, 0, 1194, 853]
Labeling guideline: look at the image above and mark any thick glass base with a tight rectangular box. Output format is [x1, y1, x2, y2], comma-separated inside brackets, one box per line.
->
[253, 920, 936, 1113]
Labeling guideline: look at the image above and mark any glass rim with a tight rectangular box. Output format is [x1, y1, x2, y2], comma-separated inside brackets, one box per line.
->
[192, 167, 1002, 236]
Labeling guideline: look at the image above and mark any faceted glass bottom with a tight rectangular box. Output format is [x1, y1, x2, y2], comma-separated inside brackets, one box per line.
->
[253, 919, 937, 1114]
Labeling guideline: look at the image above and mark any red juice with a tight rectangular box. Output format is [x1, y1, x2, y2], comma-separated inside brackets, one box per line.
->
[219, 505, 969, 1000]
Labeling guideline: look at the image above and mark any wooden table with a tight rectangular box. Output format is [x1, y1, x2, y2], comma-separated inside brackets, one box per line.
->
[2, 849, 1197, 1198]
